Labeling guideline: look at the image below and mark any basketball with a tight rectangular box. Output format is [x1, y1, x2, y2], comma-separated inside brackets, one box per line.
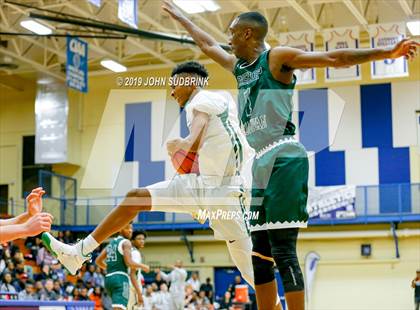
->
[171, 149, 199, 174]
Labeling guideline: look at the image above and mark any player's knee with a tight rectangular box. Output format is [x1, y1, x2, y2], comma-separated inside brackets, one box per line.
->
[252, 255, 275, 285]
[272, 246, 304, 292]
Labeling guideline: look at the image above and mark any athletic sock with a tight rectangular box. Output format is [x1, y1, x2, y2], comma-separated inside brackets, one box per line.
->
[80, 234, 99, 257]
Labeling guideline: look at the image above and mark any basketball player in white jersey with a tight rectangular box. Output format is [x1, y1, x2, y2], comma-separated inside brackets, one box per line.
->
[42, 61, 256, 290]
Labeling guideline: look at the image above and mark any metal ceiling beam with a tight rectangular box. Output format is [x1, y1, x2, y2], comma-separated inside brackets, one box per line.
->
[398, 0, 413, 17]
[342, 0, 368, 30]
[65, 2, 125, 60]
[65, 1, 174, 65]
[0, 47, 64, 81]
[286, 0, 321, 30]
[0, 23, 66, 57]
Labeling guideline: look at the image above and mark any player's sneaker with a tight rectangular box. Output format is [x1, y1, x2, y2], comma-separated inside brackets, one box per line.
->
[42, 232, 90, 275]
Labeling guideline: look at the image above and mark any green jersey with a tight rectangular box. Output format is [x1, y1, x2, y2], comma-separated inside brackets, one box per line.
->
[234, 49, 296, 154]
[234, 49, 309, 229]
[105, 236, 128, 275]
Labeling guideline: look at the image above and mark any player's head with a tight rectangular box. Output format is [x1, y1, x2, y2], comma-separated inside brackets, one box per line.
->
[132, 229, 147, 249]
[120, 222, 133, 239]
[175, 259, 183, 268]
[170, 61, 208, 108]
[229, 12, 268, 59]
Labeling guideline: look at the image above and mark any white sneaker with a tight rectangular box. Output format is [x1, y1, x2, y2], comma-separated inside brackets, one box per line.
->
[42, 232, 90, 275]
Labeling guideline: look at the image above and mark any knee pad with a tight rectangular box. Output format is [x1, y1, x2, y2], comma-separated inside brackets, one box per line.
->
[252, 255, 275, 285]
[269, 229, 304, 292]
[276, 257, 304, 292]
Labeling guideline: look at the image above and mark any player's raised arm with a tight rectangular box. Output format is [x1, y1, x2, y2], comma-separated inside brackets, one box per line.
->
[272, 38, 419, 70]
[162, 0, 236, 71]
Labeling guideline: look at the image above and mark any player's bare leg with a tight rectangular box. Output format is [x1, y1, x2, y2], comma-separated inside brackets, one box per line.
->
[91, 189, 152, 243]
[255, 280, 282, 310]
[285, 291, 304, 310]
[42, 188, 152, 274]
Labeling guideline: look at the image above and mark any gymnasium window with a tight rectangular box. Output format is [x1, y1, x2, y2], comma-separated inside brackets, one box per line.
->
[22, 135, 51, 197]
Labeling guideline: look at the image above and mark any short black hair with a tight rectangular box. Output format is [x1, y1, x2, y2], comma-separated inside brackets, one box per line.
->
[132, 229, 147, 240]
[171, 61, 208, 78]
[236, 11, 268, 40]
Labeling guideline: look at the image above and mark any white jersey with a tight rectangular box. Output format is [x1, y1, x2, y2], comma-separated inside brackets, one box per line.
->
[185, 90, 254, 184]
[148, 90, 255, 241]
[160, 267, 187, 296]
[129, 248, 144, 285]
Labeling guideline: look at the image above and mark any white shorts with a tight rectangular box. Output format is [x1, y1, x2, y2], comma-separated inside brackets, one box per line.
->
[147, 174, 250, 241]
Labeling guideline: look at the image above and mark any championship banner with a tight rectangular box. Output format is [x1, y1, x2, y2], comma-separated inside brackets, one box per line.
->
[66, 36, 88, 93]
[308, 185, 356, 219]
[369, 23, 408, 79]
[35, 81, 68, 164]
[118, 0, 138, 29]
[279, 31, 316, 84]
[323, 27, 361, 82]
[304, 251, 320, 303]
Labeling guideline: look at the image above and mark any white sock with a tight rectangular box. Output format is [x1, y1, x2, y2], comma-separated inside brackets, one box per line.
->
[81, 235, 99, 256]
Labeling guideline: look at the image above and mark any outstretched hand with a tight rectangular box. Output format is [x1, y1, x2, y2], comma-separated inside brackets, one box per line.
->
[162, 0, 185, 21]
[26, 187, 45, 216]
[390, 38, 420, 60]
[24, 212, 53, 237]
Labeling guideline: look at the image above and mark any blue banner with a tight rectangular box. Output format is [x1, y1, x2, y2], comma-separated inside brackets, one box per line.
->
[118, 0, 138, 28]
[66, 36, 88, 93]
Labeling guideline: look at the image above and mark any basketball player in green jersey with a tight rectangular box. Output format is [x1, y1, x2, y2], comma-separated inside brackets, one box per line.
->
[162, 1, 420, 309]
[96, 223, 149, 310]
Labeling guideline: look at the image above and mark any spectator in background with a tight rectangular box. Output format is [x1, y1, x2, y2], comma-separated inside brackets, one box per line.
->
[142, 285, 155, 310]
[187, 271, 201, 293]
[95, 266, 105, 288]
[63, 230, 74, 244]
[57, 231, 65, 242]
[36, 244, 55, 266]
[39, 279, 59, 301]
[196, 290, 211, 307]
[72, 287, 80, 301]
[13, 272, 29, 292]
[0, 272, 16, 294]
[153, 272, 166, 291]
[89, 286, 104, 310]
[34, 280, 44, 295]
[219, 291, 233, 310]
[83, 264, 104, 288]
[4, 260, 16, 278]
[18, 280, 38, 300]
[412, 269, 420, 310]
[153, 283, 171, 310]
[0, 248, 7, 273]
[35, 264, 51, 282]
[78, 286, 90, 301]
[53, 280, 63, 296]
[228, 275, 243, 298]
[200, 277, 214, 302]
[26, 236, 42, 261]
[51, 260, 66, 283]
[12, 251, 24, 265]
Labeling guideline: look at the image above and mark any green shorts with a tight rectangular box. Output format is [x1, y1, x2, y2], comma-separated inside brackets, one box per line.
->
[104, 273, 130, 309]
[250, 142, 309, 231]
